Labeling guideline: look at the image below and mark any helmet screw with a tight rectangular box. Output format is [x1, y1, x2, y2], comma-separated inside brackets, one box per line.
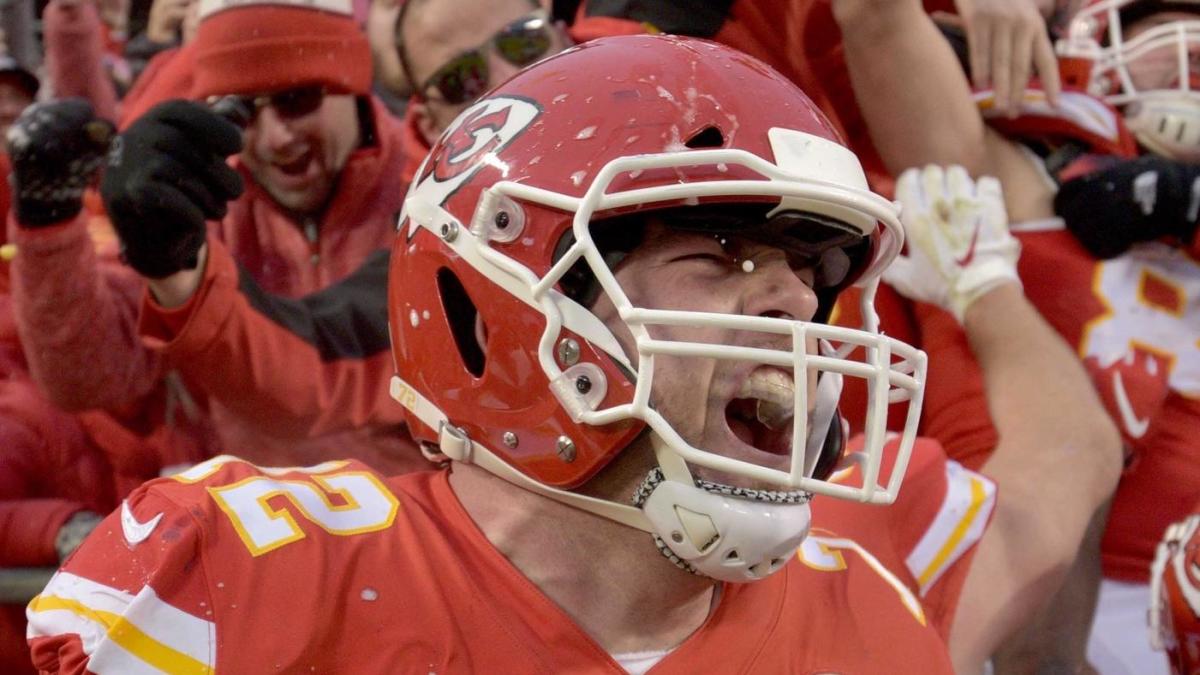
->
[502, 431, 519, 449]
[671, 531, 684, 544]
[439, 222, 459, 242]
[556, 436, 576, 462]
[574, 375, 592, 395]
[494, 211, 510, 230]
[556, 338, 580, 366]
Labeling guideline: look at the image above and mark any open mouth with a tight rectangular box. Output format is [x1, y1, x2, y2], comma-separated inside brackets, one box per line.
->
[274, 149, 314, 177]
[724, 368, 795, 457]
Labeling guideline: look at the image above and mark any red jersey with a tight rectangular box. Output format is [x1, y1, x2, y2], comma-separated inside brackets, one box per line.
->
[835, 87, 1200, 582]
[1020, 230, 1200, 582]
[27, 438, 989, 673]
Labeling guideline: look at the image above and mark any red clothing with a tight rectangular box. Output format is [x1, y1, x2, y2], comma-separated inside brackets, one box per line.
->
[821, 436, 997, 641]
[117, 45, 194, 130]
[140, 236, 402, 440]
[0, 379, 111, 675]
[41, 1, 120, 123]
[835, 91, 1200, 583]
[27, 439, 987, 672]
[11, 97, 423, 474]
[891, 233, 1200, 583]
[1018, 230, 1198, 582]
[569, 0, 954, 189]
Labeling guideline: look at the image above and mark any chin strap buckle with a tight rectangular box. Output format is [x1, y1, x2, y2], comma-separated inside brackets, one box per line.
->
[438, 421, 473, 463]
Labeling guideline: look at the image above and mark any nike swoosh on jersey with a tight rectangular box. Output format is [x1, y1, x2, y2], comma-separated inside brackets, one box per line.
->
[121, 500, 164, 546]
[954, 220, 983, 267]
[1112, 370, 1150, 439]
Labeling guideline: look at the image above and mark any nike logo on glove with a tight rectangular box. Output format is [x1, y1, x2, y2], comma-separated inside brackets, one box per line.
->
[955, 219, 983, 267]
[121, 500, 164, 547]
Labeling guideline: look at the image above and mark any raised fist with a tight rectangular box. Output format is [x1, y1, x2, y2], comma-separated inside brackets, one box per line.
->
[6, 99, 114, 227]
[883, 164, 1021, 322]
[100, 99, 244, 279]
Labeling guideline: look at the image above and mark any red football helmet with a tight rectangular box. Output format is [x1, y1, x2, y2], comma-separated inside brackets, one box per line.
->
[1058, 0, 1200, 160]
[387, 35, 926, 582]
[1150, 513, 1200, 673]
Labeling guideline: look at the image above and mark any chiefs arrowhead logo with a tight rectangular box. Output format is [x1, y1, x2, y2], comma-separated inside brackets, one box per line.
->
[401, 96, 542, 236]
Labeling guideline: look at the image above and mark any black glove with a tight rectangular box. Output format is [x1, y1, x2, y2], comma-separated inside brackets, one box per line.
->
[54, 510, 103, 562]
[6, 99, 115, 227]
[1054, 154, 1200, 259]
[101, 99, 244, 279]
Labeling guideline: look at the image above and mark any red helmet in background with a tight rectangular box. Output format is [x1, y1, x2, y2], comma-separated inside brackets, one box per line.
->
[387, 35, 926, 582]
[1150, 513, 1200, 673]
[1059, 0, 1200, 160]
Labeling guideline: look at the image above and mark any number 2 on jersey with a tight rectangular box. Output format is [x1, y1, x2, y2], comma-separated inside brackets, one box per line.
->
[208, 469, 399, 556]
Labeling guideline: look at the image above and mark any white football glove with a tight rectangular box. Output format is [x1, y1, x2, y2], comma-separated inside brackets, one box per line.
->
[884, 165, 1021, 322]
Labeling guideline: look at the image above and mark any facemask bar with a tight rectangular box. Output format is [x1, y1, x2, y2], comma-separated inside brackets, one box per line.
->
[1148, 515, 1200, 652]
[1101, 19, 1200, 103]
[1060, 0, 1200, 102]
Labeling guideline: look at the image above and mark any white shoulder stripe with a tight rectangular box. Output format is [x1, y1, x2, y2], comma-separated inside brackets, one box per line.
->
[38, 571, 135, 613]
[905, 461, 996, 596]
[27, 572, 215, 674]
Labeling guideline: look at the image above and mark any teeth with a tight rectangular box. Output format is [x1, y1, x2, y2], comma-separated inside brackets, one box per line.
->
[737, 370, 795, 430]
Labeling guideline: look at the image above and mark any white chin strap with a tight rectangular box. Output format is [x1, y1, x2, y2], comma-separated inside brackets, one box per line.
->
[638, 474, 812, 583]
[635, 373, 841, 583]
[1125, 92, 1200, 162]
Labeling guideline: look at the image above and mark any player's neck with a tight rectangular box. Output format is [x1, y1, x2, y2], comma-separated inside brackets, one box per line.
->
[448, 462, 717, 654]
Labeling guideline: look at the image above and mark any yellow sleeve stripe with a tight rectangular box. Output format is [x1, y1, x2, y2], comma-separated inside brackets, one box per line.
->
[915, 476, 988, 588]
[904, 461, 996, 596]
[28, 595, 213, 675]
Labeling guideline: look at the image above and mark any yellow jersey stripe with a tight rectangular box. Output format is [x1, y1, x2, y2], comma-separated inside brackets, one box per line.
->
[29, 595, 213, 675]
[916, 476, 988, 587]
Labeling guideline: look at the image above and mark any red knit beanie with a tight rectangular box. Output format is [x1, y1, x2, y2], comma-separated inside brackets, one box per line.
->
[190, 0, 372, 99]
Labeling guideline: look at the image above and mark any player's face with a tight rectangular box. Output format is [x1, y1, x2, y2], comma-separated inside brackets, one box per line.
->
[239, 92, 361, 216]
[590, 220, 822, 490]
[1123, 10, 1200, 91]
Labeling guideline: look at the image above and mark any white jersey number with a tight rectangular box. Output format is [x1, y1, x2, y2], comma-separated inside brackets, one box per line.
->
[1080, 244, 1200, 397]
[183, 457, 400, 556]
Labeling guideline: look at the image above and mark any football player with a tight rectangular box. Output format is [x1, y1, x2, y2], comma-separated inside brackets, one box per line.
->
[26, 35, 1120, 673]
[837, 0, 1200, 672]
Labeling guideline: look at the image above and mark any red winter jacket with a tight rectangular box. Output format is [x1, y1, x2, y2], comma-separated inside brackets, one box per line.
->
[11, 96, 424, 474]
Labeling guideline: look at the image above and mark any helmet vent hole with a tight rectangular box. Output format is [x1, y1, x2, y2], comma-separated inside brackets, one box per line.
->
[436, 268, 486, 377]
[684, 126, 725, 149]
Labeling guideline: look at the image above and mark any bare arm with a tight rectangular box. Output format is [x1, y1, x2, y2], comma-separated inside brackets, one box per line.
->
[949, 284, 1121, 670]
[833, 0, 987, 176]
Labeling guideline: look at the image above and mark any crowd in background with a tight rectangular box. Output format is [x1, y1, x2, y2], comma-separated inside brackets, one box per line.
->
[0, 0, 1196, 673]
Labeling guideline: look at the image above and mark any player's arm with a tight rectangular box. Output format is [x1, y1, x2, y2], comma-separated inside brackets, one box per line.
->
[952, 280, 1119, 672]
[833, 0, 988, 177]
[884, 166, 1122, 672]
[25, 485, 217, 674]
[139, 235, 402, 439]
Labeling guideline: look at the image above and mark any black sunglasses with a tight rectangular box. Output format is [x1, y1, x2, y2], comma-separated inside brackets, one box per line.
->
[413, 11, 554, 105]
[207, 86, 327, 128]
